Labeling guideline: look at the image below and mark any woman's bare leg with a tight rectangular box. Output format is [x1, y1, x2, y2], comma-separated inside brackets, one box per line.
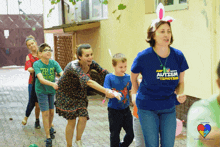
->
[66, 119, 76, 147]
[76, 117, 87, 141]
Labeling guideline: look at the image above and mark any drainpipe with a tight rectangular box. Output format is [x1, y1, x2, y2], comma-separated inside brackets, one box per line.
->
[61, 0, 65, 25]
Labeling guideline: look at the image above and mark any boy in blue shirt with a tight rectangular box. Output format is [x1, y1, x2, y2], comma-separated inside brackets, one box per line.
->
[33, 43, 63, 147]
[104, 53, 134, 147]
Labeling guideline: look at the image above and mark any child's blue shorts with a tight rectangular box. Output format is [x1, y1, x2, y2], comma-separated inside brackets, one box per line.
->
[36, 93, 55, 112]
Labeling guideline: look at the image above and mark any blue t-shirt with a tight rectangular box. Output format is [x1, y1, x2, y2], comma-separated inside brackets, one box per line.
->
[131, 47, 189, 110]
[104, 73, 132, 110]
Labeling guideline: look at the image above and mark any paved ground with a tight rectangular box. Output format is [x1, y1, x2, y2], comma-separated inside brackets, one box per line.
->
[0, 68, 187, 147]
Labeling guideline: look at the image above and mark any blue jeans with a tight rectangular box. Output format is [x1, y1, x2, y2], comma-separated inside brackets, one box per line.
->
[25, 84, 38, 117]
[138, 106, 176, 147]
[36, 93, 55, 112]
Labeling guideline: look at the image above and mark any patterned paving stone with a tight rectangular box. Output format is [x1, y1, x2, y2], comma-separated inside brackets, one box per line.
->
[0, 68, 186, 147]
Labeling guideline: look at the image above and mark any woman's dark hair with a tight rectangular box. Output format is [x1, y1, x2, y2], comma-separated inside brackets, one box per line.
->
[76, 44, 91, 60]
[217, 60, 220, 78]
[146, 21, 174, 47]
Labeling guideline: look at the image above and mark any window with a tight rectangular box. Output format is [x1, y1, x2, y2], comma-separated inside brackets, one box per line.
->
[156, 0, 188, 11]
[74, 0, 108, 22]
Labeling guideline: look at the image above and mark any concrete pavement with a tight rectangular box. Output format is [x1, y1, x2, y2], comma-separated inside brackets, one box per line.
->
[0, 68, 186, 147]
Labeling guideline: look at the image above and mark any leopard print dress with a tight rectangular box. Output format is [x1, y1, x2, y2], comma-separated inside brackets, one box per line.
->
[54, 60, 109, 120]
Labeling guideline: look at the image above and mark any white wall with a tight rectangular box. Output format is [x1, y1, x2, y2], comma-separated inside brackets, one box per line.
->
[43, 0, 63, 59]
[43, 0, 63, 29]
[0, 0, 43, 14]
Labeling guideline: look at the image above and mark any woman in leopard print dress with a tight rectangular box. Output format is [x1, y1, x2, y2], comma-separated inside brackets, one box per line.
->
[55, 44, 117, 147]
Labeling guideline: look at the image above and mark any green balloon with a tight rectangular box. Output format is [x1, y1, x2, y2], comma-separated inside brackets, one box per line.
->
[32, 27, 36, 31]
[29, 144, 38, 147]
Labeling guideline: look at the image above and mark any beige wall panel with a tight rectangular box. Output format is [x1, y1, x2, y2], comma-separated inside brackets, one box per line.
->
[145, 0, 155, 14]
[75, 27, 101, 61]
[159, 0, 213, 99]
[98, 0, 146, 73]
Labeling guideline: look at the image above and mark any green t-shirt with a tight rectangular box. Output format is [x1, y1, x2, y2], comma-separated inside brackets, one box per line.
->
[187, 94, 220, 147]
[33, 59, 63, 94]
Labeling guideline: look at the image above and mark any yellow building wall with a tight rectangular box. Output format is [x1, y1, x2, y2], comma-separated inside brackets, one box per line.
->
[95, 0, 219, 99]
[97, 0, 146, 76]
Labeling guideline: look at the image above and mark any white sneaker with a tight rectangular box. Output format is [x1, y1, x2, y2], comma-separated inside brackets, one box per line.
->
[75, 140, 83, 147]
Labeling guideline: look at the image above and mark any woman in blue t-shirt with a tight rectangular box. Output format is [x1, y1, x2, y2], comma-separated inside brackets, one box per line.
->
[130, 4, 189, 146]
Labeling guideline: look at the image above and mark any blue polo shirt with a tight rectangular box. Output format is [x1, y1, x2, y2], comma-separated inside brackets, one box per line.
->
[131, 47, 189, 110]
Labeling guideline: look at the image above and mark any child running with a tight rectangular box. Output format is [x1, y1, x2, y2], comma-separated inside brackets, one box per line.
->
[104, 53, 134, 147]
[187, 60, 220, 147]
[33, 43, 63, 147]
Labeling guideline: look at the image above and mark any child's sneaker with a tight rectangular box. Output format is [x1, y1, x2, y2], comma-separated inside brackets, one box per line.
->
[75, 140, 84, 147]
[35, 119, 41, 129]
[45, 138, 52, 147]
[51, 124, 56, 133]
[50, 127, 55, 139]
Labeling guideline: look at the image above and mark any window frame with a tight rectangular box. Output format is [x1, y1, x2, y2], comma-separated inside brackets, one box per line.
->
[156, 0, 188, 11]
[74, 0, 108, 23]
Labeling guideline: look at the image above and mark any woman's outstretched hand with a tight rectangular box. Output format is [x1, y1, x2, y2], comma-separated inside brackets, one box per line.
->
[105, 89, 115, 98]
[112, 91, 122, 101]
[105, 89, 122, 100]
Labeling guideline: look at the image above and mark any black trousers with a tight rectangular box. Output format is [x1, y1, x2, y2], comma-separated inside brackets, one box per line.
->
[108, 107, 134, 147]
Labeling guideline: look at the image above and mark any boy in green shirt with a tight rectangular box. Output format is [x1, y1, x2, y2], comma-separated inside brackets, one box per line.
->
[33, 43, 63, 147]
[187, 61, 220, 147]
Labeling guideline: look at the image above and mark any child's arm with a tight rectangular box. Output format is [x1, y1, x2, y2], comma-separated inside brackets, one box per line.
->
[54, 61, 63, 77]
[27, 67, 35, 73]
[36, 73, 58, 90]
[55, 71, 63, 78]
[199, 127, 220, 147]
[58, 71, 63, 77]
